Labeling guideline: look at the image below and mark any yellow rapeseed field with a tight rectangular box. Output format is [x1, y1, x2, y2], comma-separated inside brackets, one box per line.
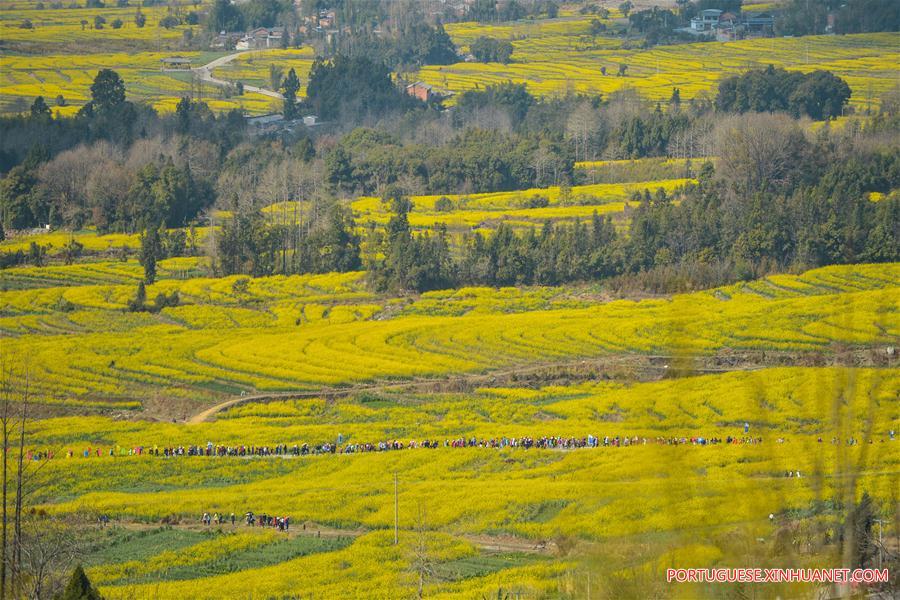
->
[419, 27, 899, 111]
[1, 262, 896, 407]
[22, 365, 900, 598]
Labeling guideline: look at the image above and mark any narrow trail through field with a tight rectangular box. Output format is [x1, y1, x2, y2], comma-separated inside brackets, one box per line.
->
[185, 354, 682, 423]
[185, 348, 887, 423]
[191, 52, 284, 100]
[113, 520, 552, 555]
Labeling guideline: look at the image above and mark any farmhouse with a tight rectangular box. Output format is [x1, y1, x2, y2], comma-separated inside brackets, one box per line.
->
[236, 27, 284, 50]
[406, 81, 434, 102]
[690, 9, 722, 31]
[681, 8, 774, 40]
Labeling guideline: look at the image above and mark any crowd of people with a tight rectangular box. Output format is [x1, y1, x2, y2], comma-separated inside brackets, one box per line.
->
[198, 511, 294, 532]
[36, 434, 771, 461]
[23, 431, 895, 462]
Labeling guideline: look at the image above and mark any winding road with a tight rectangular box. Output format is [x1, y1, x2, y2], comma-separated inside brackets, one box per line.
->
[191, 51, 284, 100]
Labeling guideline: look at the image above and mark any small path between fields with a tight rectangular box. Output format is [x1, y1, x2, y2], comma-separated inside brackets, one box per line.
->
[188, 52, 283, 100]
[183, 347, 889, 424]
[112, 520, 553, 555]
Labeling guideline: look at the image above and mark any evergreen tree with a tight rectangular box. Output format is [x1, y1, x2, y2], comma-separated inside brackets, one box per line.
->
[90, 69, 126, 113]
[54, 565, 103, 600]
[281, 68, 300, 120]
[30, 96, 51, 120]
[139, 224, 162, 284]
[127, 280, 146, 312]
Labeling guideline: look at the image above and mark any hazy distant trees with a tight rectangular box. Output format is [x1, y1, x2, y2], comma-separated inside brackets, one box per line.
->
[213, 202, 360, 277]
[470, 36, 513, 64]
[777, 0, 899, 35]
[305, 55, 416, 121]
[206, 0, 244, 32]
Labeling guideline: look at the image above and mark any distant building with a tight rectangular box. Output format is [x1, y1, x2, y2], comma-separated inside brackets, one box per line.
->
[406, 81, 434, 102]
[680, 8, 773, 40]
[303, 115, 318, 127]
[743, 12, 775, 32]
[236, 27, 284, 50]
[160, 56, 193, 70]
[247, 113, 284, 128]
[690, 9, 723, 31]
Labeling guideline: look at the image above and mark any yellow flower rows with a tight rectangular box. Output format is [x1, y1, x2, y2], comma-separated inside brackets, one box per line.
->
[26, 366, 898, 446]
[89, 530, 278, 585]
[1, 263, 896, 406]
[0, 257, 211, 291]
[98, 531, 491, 600]
[0, 229, 145, 253]
[0, 3, 203, 43]
[344, 178, 691, 232]
[419, 30, 900, 110]
[0, 51, 280, 115]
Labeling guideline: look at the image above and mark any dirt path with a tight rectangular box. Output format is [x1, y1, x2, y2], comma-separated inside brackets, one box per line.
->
[112, 519, 552, 554]
[185, 347, 888, 424]
[185, 354, 674, 423]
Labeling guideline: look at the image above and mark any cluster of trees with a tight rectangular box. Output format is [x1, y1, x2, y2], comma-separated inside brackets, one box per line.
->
[777, 0, 899, 36]
[213, 202, 360, 277]
[716, 66, 852, 120]
[626, 7, 699, 46]
[328, 22, 458, 69]
[470, 37, 514, 64]
[0, 68, 257, 234]
[304, 55, 420, 121]
[205, 0, 290, 32]
[324, 126, 572, 196]
[0, 131, 216, 234]
[367, 113, 898, 293]
[468, 0, 558, 22]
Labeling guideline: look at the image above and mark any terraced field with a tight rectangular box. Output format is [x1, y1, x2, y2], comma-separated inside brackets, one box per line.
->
[419, 25, 900, 111]
[0, 50, 280, 115]
[1, 263, 896, 410]
[347, 178, 693, 231]
[3, 254, 897, 597]
[22, 364, 900, 599]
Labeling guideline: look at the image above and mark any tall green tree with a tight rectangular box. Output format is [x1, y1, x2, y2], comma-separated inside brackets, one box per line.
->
[54, 565, 102, 600]
[30, 96, 51, 120]
[281, 68, 300, 120]
[139, 223, 162, 284]
[0, 166, 37, 230]
[89, 69, 126, 113]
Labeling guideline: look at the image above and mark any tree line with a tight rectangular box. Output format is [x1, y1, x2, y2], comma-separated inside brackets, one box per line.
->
[367, 113, 898, 292]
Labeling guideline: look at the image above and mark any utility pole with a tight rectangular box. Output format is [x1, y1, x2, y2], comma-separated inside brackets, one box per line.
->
[393, 472, 399, 545]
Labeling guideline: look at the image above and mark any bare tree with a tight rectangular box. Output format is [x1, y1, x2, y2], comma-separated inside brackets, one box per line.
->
[0, 363, 15, 600]
[566, 102, 601, 163]
[408, 503, 435, 600]
[714, 112, 809, 195]
[19, 516, 85, 600]
[11, 373, 28, 596]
